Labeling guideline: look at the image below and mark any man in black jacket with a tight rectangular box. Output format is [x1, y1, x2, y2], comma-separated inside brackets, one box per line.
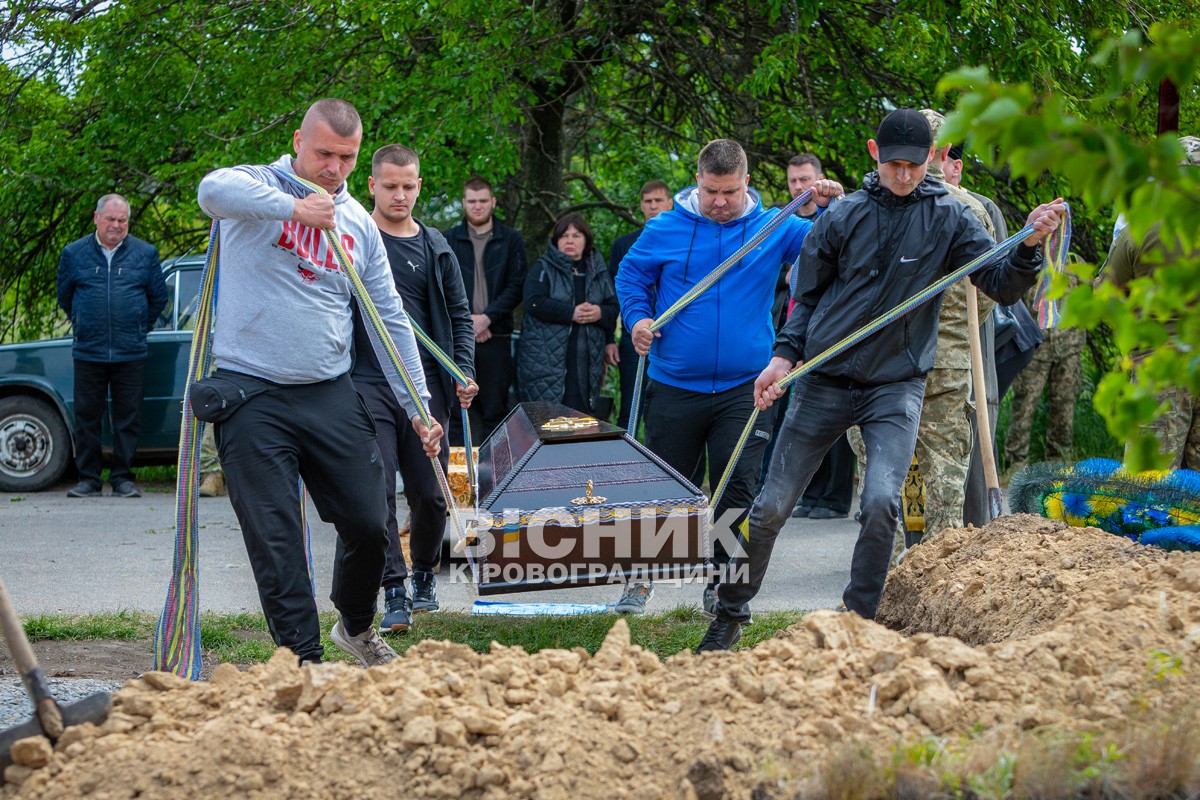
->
[346, 145, 477, 631]
[444, 177, 527, 441]
[57, 194, 168, 498]
[696, 108, 1066, 652]
[607, 179, 672, 432]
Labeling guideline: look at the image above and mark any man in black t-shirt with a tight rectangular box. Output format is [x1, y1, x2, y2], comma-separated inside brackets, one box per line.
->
[345, 144, 477, 632]
[443, 177, 528, 442]
[607, 179, 673, 432]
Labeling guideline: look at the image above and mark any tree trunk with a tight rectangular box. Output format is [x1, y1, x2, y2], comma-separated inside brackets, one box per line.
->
[520, 89, 568, 251]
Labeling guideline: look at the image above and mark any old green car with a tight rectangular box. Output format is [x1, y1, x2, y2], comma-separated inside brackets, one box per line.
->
[0, 256, 203, 492]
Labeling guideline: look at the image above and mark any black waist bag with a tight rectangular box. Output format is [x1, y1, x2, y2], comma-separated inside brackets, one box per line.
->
[189, 373, 271, 423]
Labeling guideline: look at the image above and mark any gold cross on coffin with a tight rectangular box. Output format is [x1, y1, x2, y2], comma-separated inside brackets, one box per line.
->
[572, 479, 607, 506]
[541, 415, 600, 432]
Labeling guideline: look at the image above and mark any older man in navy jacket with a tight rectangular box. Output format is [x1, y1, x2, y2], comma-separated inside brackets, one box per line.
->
[57, 194, 167, 498]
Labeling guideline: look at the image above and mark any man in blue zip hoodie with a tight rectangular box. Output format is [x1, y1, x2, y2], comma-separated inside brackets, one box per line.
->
[57, 194, 167, 499]
[616, 139, 843, 613]
[695, 109, 1066, 652]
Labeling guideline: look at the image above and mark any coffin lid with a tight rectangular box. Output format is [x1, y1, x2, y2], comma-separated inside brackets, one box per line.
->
[476, 402, 706, 512]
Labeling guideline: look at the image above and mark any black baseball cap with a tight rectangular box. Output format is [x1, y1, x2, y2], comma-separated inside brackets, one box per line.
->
[947, 143, 964, 161]
[875, 108, 933, 164]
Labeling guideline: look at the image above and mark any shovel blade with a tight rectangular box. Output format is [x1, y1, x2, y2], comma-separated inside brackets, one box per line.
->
[0, 691, 112, 773]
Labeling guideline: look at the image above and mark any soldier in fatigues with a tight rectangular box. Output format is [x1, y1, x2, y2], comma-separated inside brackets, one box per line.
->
[1101, 135, 1200, 470]
[1002, 319, 1084, 470]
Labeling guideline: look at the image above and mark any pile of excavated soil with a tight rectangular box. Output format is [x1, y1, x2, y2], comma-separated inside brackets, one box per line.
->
[6, 513, 1200, 799]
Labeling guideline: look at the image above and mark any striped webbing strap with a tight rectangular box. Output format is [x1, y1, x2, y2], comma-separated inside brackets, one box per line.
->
[407, 320, 477, 502]
[269, 170, 472, 559]
[1030, 208, 1072, 328]
[151, 222, 218, 679]
[625, 188, 816, 434]
[707, 205, 1074, 521]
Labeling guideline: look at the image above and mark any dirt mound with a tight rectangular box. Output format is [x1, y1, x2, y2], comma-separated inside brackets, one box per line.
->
[6, 514, 1200, 799]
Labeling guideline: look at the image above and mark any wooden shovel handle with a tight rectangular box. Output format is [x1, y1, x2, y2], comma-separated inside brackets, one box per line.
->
[0, 577, 64, 738]
[965, 283, 1003, 519]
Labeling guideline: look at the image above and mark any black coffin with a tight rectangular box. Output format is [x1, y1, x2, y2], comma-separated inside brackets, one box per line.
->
[466, 402, 709, 594]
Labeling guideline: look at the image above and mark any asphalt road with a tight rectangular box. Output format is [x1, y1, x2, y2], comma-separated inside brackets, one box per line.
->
[0, 481, 859, 617]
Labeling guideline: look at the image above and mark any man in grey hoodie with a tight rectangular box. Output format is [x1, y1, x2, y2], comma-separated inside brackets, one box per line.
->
[197, 98, 442, 668]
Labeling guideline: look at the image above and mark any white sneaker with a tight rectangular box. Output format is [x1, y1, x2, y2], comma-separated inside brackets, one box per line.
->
[330, 618, 398, 667]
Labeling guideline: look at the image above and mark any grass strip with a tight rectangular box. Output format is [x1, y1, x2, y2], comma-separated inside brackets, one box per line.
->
[20, 607, 804, 665]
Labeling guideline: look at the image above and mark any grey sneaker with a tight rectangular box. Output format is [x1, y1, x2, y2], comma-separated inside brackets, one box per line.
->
[380, 586, 413, 632]
[66, 480, 103, 498]
[111, 480, 142, 498]
[411, 570, 439, 613]
[329, 618, 398, 667]
[613, 583, 653, 614]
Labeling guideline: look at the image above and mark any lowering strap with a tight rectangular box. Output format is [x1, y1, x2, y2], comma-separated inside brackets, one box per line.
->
[406, 320, 477, 502]
[707, 206, 1074, 522]
[1029, 209, 1072, 328]
[152, 223, 322, 678]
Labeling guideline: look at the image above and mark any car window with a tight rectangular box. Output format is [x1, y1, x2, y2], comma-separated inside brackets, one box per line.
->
[153, 272, 177, 331]
[174, 268, 202, 331]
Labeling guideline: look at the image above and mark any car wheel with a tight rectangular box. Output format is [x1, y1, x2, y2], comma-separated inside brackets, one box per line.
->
[0, 396, 71, 492]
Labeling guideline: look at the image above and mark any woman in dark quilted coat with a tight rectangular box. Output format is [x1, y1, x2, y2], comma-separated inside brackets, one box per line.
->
[517, 213, 617, 415]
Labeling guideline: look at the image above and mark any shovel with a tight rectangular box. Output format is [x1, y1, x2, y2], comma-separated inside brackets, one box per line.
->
[0, 577, 111, 773]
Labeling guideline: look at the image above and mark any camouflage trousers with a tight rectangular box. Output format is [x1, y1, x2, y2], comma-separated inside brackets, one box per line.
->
[200, 424, 221, 476]
[1003, 326, 1085, 466]
[1135, 385, 1200, 471]
[913, 368, 973, 539]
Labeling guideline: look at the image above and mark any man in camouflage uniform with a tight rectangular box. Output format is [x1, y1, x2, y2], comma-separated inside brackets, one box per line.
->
[908, 109, 996, 541]
[1102, 135, 1200, 469]
[1002, 302, 1084, 470]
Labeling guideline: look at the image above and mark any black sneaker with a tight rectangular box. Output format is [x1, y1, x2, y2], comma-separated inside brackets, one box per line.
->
[696, 616, 742, 653]
[380, 586, 413, 632]
[791, 504, 812, 518]
[808, 507, 847, 520]
[111, 481, 142, 498]
[411, 570, 439, 613]
[66, 480, 103, 498]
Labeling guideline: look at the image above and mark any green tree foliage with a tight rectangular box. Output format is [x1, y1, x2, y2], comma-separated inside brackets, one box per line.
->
[941, 23, 1200, 469]
[1, 2, 1197, 451]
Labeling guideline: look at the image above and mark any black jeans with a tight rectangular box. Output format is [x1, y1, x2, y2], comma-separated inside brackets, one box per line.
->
[798, 433, 855, 514]
[339, 378, 451, 586]
[215, 372, 388, 662]
[719, 374, 925, 622]
[643, 378, 775, 571]
[72, 358, 146, 485]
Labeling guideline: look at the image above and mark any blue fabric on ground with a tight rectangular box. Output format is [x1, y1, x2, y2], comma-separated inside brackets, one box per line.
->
[471, 600, 611, 616]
